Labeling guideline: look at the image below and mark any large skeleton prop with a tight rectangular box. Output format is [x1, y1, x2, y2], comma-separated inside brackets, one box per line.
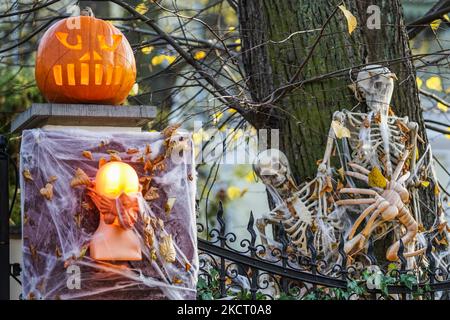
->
[320, 65, 444, 262]
[253, 149, 341, 256]
[253, 65, 446, 265]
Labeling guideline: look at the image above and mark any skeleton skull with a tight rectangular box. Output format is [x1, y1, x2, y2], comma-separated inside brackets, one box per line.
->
[356, 65, 397, 112]
[253, 149, 291, 189]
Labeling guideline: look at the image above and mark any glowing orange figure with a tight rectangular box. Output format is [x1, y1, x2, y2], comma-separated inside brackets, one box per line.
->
[88, 162, 142, 261]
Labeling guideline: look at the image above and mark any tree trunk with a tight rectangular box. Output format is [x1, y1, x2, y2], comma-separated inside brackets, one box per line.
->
[238, 0, 436, 228]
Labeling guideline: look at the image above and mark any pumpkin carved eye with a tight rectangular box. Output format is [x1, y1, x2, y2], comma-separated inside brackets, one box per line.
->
[55, 32, 82, 50]
[98, 34, 122, 51]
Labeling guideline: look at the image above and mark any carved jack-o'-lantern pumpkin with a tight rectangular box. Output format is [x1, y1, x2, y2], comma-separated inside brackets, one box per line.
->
[35, 8, 136, 105]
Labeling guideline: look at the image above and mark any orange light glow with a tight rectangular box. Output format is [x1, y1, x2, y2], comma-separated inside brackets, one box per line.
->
[95, 162, 139, 198]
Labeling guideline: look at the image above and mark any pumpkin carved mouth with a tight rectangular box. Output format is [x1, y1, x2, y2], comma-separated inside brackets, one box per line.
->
[52, 62, 123, 86]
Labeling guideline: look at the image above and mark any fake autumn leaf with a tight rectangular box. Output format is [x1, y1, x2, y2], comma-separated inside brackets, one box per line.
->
[144, 186, 159, 201]
[320, 176, 333, 196]
[78, 245, 89, 259]
[165, 197, 177, 215]
[338, 5, 357, 35]
[159, 234, 176, 263]
[331, 120, 351, 139]
[368, 166, 387, 189]
[426, 76, 443, 92]
[194, 51, 207, 60]
[22, 169, 33, 181]
[421, 181, 430, 188]
[126, 148, 139, 154]
[40, 183, 54, 200]
[337, 167, 345, 180]
[172, 276, 183, 285]
[110, 153, 122, 162]
[162, 123, 181, 138]
[70, 168, 90, 188]
[82, 150, 93, 160]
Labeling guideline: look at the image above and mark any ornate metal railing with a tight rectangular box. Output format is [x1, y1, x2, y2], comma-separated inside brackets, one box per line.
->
[197, 203, 450, 300]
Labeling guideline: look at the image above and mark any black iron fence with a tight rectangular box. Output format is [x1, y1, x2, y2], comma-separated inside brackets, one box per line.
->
[3, 130, 450, 300]
[197, 203, 450, 300]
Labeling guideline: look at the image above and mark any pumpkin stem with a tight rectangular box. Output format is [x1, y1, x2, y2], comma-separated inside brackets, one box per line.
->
[80, 7, 94, 17]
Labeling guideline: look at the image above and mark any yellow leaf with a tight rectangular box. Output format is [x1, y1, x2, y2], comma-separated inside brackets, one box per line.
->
[166, 55, 176, 64]
[416, 77, 422, 89]
[165, 197, 176, 214]
[228, 26, 236, 32]
[337, 167, 345, 180]
[430, 19, 441, 32]
[426, 76, 443, 91]
[368, 167, 387, 189]
[244, 171, 256, 183]
[151, 55, 165, 66]
[141, 46, 154, 54]
[421, 181, 430, 188]
[151, 54, 176, 66]
[446, 127, 450, 139]
[78, 245, 88, 259]
[194, 51, 206, 60]
[227, 186, 242, 200]
[437, 102, 448, 113]
[235, 39, 241, 52]
[192, 128, 209, 145]
[435, 184, 440, 195]
[331, 120, 351, 139]
[130, 83, 139, 96]
[338, 5, 357, 35]
[232, 129, 243, 141]
[213, 112, 223, 124]
[135, 3, 149, 15]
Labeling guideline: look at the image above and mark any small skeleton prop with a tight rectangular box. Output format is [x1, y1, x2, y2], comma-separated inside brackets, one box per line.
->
[253, 149, 335, 255]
